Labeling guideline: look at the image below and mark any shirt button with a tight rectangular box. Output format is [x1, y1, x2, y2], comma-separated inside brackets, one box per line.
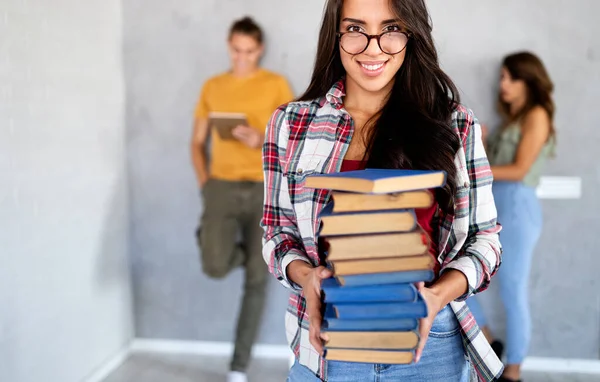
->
[298, 168, 303, 174]
[464, 182, 469, 187]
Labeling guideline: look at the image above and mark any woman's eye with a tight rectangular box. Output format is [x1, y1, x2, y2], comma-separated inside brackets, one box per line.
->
[347, 25, 362, 32]
[384, 25, 401, 32]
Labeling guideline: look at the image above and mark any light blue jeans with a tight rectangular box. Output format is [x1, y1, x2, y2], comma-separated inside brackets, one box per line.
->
[287, 305, 469, 382]
[467, 181, 542, 365]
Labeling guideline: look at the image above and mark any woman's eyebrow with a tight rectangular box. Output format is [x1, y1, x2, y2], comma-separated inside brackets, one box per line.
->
[341, 17, 366, 24]
[341, 17, 401, 25]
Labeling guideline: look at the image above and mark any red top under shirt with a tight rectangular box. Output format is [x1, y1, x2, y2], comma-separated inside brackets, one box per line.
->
[340, 160, 440, 275]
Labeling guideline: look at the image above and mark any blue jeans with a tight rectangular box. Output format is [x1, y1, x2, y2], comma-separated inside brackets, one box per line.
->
[287, 305, 469, 382]
[467, 181, 542, 364]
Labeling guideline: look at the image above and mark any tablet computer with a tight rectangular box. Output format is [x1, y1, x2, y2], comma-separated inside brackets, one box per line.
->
[208, 112, 248, 140]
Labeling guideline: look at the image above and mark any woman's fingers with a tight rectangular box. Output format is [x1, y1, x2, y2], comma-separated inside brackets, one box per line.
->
[306, 266, 333, 355]
[308, 307, 324, 354]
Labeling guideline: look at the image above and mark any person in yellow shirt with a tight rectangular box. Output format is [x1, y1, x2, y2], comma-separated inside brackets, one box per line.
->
[190, 16, 293, 382]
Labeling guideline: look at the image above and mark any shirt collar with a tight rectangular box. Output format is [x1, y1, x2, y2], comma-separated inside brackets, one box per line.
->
[323, 78, 346, 110]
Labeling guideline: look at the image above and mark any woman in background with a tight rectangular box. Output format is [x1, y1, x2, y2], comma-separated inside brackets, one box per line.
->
[467, 51, 556, 382]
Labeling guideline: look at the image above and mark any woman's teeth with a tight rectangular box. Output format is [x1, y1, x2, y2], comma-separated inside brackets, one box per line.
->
[361, 63, 384, 71]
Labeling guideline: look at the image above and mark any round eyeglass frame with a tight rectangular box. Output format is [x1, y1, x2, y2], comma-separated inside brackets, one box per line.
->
[337, 31, 412, 55]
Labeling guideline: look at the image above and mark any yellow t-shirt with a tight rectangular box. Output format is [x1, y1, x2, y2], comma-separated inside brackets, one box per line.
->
[195, 69, 294, 182]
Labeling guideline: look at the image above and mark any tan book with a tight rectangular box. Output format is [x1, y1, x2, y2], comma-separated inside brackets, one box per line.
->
[330, 191, 433, 213]
[326, 231, 427, 262]
[320, 210, 416, 237]
[325, 331, 419, 350]
[208, 111, 248, 140]
[325, 348, 414, 364]
[332, 254, 434, 276]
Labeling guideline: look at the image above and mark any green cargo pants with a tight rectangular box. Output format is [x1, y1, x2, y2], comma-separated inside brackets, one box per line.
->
[196, 179, 268, 372]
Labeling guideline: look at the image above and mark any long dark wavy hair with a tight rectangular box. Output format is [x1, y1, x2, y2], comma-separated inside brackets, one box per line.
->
[299, 0, 461, 213]
[499, 52, 556, 141]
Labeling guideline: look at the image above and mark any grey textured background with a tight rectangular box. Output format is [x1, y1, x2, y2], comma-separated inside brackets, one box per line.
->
[1, 1, 133, 381]
[125, 0, 600, 359]
[2, 3, 598, 381]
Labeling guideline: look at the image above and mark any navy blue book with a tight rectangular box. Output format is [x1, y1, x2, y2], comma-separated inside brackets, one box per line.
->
[305, 168, 447, 194]
[322, 316, 418, 332]
[325, 295, 428, 320]
[325, 270, 435, 288]
[321, 281, 418, 304]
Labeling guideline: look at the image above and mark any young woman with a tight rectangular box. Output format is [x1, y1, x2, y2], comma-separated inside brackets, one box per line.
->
[191, 16, 293, 382]
[467, 52, 556, 382]
[261, 0, 502, 381]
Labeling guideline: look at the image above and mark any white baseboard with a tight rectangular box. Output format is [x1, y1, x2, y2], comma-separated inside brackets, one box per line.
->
[91, 339, 600, 379]
[82, 344, 131, 382]
[130, 339, 293, 360]
[523, 356, 600, 374]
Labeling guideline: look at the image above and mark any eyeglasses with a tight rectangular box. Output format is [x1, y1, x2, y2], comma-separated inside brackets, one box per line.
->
[337, 31, 411, 55]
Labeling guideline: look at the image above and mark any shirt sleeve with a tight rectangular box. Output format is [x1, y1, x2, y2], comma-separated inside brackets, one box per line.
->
[441, 109, 502, 301]
[261, 104, 311, 291]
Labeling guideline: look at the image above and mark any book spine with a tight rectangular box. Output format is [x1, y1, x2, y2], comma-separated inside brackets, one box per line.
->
[336, 270, 435, 287]
[329, 299, 428, 320]
[322, 284, 418, 304]
[322, 318, 418, 332]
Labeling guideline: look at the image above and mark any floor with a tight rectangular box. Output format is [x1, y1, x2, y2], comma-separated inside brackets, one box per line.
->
[103, 352, 600, 382]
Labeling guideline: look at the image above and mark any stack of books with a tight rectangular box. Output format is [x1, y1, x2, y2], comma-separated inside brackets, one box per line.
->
[305, 168, 446, 364]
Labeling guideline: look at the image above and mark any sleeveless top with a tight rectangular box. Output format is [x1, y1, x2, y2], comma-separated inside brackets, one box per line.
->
[487, 121, 554, 187]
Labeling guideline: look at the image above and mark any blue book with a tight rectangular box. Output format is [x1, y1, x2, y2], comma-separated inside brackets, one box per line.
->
[326, 270, 435, 288]
[322, 316, 418, 332]
[326, 295, 428, 320]
[305, 168, 447, 194]
[321, 281, 418, 304]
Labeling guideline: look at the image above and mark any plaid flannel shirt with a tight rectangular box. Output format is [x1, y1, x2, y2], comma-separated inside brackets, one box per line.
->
[261, 79, 503, 381]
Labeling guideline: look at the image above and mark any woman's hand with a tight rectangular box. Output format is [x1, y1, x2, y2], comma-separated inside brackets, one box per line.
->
[299, 265, 333, 355]
[414, 282, 446, 363]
